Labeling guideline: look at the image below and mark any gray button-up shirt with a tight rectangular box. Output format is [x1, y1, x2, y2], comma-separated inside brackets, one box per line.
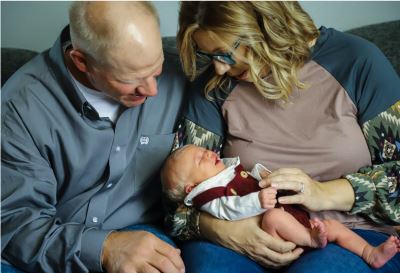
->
[1, 26, 187, 273]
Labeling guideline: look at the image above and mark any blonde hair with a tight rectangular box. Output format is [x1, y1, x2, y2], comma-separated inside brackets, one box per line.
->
[69, 1, 159, 66]
[178, 1, 319, 100]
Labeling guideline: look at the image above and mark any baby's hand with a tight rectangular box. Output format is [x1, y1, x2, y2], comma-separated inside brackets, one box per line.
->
[259, 187, 278, 209]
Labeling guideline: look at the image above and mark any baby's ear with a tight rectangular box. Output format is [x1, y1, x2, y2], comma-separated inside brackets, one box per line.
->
[184, 184, 195, 194]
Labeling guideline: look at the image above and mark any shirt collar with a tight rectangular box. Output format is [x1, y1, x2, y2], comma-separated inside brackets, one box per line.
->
[184, 157, 240, 206]
[48, 25, 97, 120]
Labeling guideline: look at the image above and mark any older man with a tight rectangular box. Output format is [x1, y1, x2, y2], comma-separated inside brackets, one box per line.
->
[1, 2, 186, 273]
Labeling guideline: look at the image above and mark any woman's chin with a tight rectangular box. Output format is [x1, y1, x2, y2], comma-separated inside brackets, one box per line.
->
[234, 70, 251, 82]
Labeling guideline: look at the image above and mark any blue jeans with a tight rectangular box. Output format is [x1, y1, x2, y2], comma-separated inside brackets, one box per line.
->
[180, 229, 400, 273]
[180, 240, 270, 273]
[3, 228, 399, 273]
[1, 263, 24, 273]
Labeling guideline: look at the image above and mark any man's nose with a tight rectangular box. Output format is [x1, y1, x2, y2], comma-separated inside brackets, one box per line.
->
[137, 77, 158, 97]
[212, 60, 231, 76]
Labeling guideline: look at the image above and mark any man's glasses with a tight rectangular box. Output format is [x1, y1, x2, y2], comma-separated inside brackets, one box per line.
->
[196, 39, 241, 68]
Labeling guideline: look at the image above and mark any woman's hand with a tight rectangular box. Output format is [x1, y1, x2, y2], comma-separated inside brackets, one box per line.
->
[259, 168, 355, 212]
[199, 213, 304, 268]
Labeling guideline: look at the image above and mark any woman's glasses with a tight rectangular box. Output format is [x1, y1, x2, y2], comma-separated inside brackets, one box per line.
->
[196, 39, 241, 67]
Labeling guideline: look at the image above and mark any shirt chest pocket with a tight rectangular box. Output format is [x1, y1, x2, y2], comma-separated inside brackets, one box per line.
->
[134, 133, 175, 191]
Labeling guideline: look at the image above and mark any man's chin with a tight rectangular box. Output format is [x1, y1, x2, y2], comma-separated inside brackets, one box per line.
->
[122, 97, 147, 108]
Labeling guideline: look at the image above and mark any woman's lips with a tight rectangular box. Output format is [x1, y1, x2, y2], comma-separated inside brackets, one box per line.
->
[235, 70, 249, 81]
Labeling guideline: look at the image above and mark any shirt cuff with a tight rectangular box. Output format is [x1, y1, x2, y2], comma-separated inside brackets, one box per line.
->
[345, 173, 376, 215]
[81, 228, 113, 272]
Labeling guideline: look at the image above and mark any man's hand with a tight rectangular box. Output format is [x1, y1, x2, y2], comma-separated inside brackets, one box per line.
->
[102, 230, 185, 273]
[259, 187, 277, 209]
[199, 213, 303, 268]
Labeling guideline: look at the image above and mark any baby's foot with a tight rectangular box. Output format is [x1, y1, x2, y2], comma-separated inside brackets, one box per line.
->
[364, 236, 400, 268]
[309, 218, 328, 248]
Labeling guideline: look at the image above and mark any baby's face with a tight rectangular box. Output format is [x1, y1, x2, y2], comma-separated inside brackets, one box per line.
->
[176, 145, 226, 187]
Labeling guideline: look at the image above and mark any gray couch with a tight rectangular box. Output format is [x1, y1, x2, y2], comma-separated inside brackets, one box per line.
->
[2, 20, 399, 87]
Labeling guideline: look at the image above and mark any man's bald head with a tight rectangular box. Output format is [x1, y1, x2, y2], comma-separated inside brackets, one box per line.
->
[69, 1, 161, 68]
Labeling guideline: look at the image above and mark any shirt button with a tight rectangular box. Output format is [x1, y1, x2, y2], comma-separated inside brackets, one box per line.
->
[107, 183, 113, 188]
[92, 217, 98, 223]
[115, 146, 121, 152]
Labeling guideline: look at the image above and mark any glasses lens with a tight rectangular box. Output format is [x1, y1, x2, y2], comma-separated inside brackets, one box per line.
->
[196, 52, 212, 69]
[214, 55, 236, 65]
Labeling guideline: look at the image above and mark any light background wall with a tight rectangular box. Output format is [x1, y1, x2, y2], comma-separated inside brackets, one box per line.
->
[1, 1, 400, 52]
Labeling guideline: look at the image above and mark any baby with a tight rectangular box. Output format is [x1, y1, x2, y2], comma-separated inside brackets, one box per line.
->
[161, 144, 400, 269]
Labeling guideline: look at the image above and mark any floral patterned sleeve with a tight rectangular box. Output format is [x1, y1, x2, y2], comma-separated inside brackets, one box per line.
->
[164, 118, 225, 239]
[345, 101, 400, 225]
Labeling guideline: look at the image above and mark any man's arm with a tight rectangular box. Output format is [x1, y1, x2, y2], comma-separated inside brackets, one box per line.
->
[199, 213, 304, 268]
[1, 115, 104, 273]
[1, 107, 109, 273]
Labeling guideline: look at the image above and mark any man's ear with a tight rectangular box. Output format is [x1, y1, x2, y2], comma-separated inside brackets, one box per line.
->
[69, 49, 89, 73]
[184, 184, 196, 194]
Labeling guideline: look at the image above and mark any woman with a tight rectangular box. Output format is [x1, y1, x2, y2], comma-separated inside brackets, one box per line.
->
[166, 2, 400, 273]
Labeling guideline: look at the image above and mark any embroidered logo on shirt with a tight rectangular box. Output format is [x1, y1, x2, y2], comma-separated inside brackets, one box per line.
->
[140, 136, 150, 145]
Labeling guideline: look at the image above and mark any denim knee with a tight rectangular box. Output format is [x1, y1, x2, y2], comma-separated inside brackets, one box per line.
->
[179, 240, 270, 273]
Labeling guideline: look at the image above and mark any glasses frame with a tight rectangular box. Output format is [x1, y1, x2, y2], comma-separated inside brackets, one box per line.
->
[196, 39, 241, 66]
